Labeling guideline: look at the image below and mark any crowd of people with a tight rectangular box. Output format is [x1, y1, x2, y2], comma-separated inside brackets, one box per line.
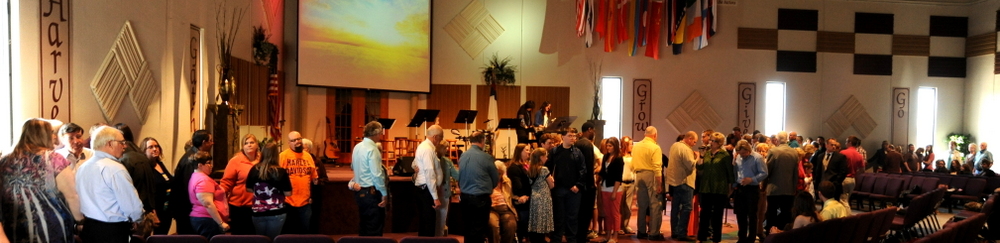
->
[2, 115, 995, 243]
[0, 118, 327, 243]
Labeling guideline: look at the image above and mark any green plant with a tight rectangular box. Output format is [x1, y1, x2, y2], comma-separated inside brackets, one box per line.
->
[252, 25, 278, 69]
[482, 53, 517, 85]
[947, 133, 972, 154]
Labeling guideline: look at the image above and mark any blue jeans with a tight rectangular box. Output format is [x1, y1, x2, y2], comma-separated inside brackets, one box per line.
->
[253, 214, 287, 240]
[283, 204, 312, 234]
[669, 184, 694, 238]
[552, 187, 581, 243]
[191, 217, 223, 240]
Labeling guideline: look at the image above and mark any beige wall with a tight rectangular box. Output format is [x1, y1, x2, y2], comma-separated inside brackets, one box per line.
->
[8, 0, 995, 165]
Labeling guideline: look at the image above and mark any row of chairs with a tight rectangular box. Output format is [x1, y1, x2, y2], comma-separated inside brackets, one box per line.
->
[137, 235, 459, 243]
[850, 172, 996, 212]
[888, 188, 948, 241]
[763, 206, 898, 243]
[914, 213, 988, 243]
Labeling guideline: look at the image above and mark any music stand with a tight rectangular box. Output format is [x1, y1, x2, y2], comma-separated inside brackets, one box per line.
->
[543, 116, 578, 133]
[407, 109, 440, 138]
[377, 118, 396, 137]
[496, 118, 522, 159]
[453, 110, 478, 145]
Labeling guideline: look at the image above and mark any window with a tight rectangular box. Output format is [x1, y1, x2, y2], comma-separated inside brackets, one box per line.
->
[1, 0, 18, 148]
[915, 87, 937, 151]
[601, 77, 622, 139]
[764, 82, 786, 135]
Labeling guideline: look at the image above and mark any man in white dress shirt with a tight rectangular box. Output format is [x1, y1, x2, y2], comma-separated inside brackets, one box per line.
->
[76, 126, 144, 243]
[413, 125, 445, 236]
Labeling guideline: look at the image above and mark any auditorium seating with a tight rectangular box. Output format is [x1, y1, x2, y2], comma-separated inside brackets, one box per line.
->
[398, 237, 460, 243]
[889, 188, 947, 240]
[274, 235, 336, 243]
[763, 206, 897, 243]
[146, 235, 209, 243]
[950, 178, 987, 212]
[338, 236, 396, 243]
[210, 235, 272, 243]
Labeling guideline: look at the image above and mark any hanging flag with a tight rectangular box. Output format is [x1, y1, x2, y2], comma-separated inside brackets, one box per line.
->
[617, 0, 630, 45]
[596, 0, 607, 38]
[644, 0, 665, 59]
[638, 0, 648, 47]
[671, 0, 693, 55]
[585, 0, 595, 47]
[605, 0, 617, 52]
[630, 0, 643, 56]
[267, 73, 283, 141]
[488, 85, 499, 133]
[577, 0, 587, 37]
[687, 0, 716, 50]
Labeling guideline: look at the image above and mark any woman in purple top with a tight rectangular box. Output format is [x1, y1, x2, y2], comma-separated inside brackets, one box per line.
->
[188, 151, 230, 239]
[245, 142, 292, 240]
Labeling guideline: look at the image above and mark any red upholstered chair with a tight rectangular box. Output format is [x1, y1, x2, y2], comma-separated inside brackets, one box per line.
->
[337, 236, 396, 243]
[398, 237, 460, 243]
[869, 178, 905, 210]
[274, 235, 336, 243]
[146, 235, 209, 243]
[210, 235, 272, 243]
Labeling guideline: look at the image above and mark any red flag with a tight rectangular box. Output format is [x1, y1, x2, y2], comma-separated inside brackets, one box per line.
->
[604, 0, 616, 52]
[596, 0, 607, 38]
[644, 0, 664, 59]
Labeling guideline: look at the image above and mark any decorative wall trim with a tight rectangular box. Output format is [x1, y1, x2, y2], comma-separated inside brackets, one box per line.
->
[826, 95, 877, 138]
[891, 88, 909, 145]
[816, 31, 855, 53]
[445, 0, 504, 58]
[737, 28, 778, 50]
[965, 32, 996, 57]
[667, 91, 722, 133]
[737, 83, 756, 135]
[90, 21, 158, 123]
[892, 35, 930, 56]
[633, 79, 652, 139]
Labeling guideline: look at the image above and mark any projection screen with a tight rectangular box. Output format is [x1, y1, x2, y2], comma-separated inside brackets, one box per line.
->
[298, 0, 431, 93]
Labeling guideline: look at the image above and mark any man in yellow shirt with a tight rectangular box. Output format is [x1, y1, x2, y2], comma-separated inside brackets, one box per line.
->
[280, 131, 319, 234]
[632, 126, 665, 240]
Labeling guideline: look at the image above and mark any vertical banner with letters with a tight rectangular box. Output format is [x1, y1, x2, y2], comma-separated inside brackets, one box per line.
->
[892, 88, 909, 145]
[633, 79, 651, 140]
[737, 83, 756, 135]
[190, 25, 202, 132]
[41, 0, 71, 121]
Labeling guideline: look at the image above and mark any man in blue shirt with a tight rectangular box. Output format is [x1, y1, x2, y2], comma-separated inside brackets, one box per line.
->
[77, 126, 144, 243]
[351, 121, 389, 236]
[458, 131, 499, 243]
[732, 140, 768, 243]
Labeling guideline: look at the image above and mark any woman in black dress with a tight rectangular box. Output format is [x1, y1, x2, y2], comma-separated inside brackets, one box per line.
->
[141, 137, 174, 235]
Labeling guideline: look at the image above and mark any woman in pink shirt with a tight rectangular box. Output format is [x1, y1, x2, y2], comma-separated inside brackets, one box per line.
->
[189, 151, 230, 239]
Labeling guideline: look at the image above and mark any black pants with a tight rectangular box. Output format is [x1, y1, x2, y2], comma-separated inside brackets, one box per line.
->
[461, 193, 492, 243]
[764, 195, 794, 233]
[229, 205, 255, 235]
[577, 188, 595, 243]
[355, 187, 386, 236]
[698, 193, 727, 242]
[81, 218, 132, 243]
[174, 213, 193, 234]
[418, 187, 437, 236]
[516, 206, 530, 242]
[734, 185, 760, 243]
[153, 209, 173, 235]
[283, 204, 313, 234]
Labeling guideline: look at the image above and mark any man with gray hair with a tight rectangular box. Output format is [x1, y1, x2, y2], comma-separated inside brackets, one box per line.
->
[76, 126, 144, 243]
[763, 131, 800, 235]
[414, 125, 445, 236]
[351, 121, 389, 236]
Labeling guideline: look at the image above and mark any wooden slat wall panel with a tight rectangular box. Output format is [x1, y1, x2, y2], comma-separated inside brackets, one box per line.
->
[525, 86, 571, 119]
[476, 85, 521, 122]
[995, 53, 1000, 74]
[738, 28, 778, 50]
[427, 84, 472, 129]
[966, 33, 996, 57]
[231, 56, 270, 125]
[817, 31, 855, 53]
[892, 35, 930, 56]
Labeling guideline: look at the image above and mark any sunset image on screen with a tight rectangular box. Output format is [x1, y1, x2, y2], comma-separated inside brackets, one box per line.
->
[299, 0, 430, 92]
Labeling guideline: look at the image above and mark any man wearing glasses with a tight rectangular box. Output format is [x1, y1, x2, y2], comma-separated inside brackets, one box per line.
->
[76, 126, 144, 243]
[280, 131, 320, 234]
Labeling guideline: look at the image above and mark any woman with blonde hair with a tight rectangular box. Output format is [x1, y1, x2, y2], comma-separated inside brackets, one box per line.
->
[0, 118, 75, 242]
[696, 132, 734, 243]
[434, 140, 460, 236]
[221, 134, 260, 235]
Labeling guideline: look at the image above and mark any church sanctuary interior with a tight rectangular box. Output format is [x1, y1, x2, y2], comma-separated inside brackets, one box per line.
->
[5, 0, 1000, 242]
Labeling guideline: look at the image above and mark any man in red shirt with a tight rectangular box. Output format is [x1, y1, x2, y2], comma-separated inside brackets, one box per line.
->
[839, 136, 865, 203]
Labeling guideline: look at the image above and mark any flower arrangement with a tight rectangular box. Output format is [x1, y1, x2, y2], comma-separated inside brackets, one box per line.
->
[947, 133, 972, 154]
[252, 25, 278, 70]
[215, 1, 246, 105]
[481, 53, 517, 86]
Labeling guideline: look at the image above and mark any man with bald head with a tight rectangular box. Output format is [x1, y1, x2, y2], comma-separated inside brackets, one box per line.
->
[667, 130, 698, 241]
[414, 125, 445, 236]
[281, 131, 319, 234]
[632, 126, 665, 240]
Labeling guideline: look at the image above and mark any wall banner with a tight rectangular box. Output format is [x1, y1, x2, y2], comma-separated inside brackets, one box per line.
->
[738, 83, 756, 135]
[633, 79, 651, 139]
[892, 87, 909, 145]
[41, 0, 71, 121]
[190, 25, 202, 132]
